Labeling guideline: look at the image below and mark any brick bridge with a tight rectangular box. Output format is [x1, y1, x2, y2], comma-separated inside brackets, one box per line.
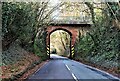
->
[46, 24, 91, 58]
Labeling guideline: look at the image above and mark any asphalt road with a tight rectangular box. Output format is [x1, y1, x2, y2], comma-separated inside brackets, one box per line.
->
[26, 54, 119, 81]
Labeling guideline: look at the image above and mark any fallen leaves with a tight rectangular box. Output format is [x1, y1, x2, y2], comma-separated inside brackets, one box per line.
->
[1, 52, 40, 80]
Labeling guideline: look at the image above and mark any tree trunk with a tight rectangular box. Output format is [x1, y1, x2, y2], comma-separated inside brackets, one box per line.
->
[59, 32, 66, 50]
[85, 2, 96, 26]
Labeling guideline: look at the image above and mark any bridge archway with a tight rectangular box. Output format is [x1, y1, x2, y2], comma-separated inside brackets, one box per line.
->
[50, 29, 72, 58]
[46, 25, 78, 59]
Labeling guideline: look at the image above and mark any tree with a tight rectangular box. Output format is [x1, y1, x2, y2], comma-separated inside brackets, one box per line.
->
[2, 1, 64, 60]
[74, 2, 120, 70]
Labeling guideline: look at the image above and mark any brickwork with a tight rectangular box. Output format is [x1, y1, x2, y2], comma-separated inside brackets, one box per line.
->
[46, 24, 91, 58]
[46, 26, 78, 46]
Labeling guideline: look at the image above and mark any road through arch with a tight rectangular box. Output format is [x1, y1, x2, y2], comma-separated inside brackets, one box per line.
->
[46, 26, 78, 59]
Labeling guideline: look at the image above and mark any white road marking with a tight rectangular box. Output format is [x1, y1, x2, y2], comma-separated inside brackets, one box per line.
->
[72, 73, 78, 81]
[65, 64, 78, 81]
[34, 62, 48, 74]
[65, 64, 70, 71]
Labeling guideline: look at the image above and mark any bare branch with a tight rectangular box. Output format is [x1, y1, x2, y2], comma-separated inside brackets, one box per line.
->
[106, 3, 118, 22]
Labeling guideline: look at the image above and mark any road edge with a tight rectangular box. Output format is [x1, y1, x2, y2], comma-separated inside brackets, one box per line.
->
[72, 60, 120, 80]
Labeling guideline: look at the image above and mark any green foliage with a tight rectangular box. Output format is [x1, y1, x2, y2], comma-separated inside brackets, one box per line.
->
[2, 2, 51, 61]
[75, 35, 94, 59]
[34, 31, 48, 60]
[75, 21, 119, 67]
[2, 2, 36, 36]
[2, 2, 38, 51]
[74, 3, 120, 68]
[107, 2, 120, 20]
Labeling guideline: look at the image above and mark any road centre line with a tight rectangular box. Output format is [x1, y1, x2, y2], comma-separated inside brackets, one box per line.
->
[72, 73, 78, 81]
[65, 64, 78, 81]
[65, 64, 70, 71]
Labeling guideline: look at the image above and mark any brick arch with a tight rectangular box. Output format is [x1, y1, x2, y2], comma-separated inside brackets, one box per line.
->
[46, 26, 78, 58]
[49, 27, 72, 36]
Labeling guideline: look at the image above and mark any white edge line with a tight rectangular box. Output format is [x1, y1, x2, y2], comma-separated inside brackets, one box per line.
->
[84, 64, 120, 80]
[34, 61, 48, 75]
[71, 60, 120, 80]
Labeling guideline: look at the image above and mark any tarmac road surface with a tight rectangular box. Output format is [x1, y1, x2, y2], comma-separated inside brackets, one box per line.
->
[26, 54, 120, 81]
